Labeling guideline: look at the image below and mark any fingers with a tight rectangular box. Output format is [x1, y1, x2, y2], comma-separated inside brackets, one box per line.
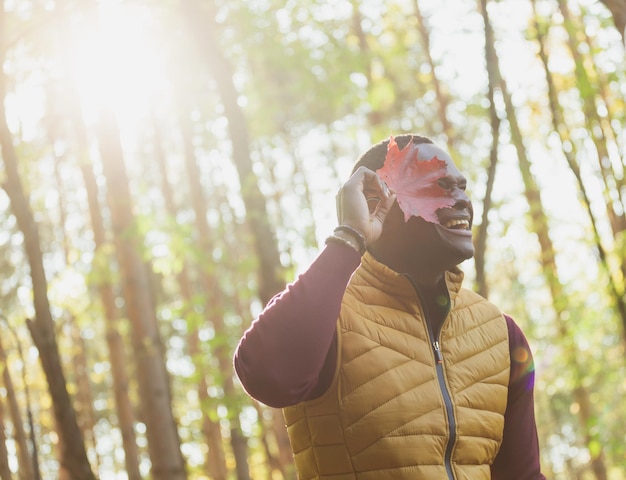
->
[366, 196, 382, 216]
[355, 167, 393, 216]
[372, 192, 396, 224]
[356, 167, 391, 200]
[337, 168, 383, 222]
[335, 167, 395, 245]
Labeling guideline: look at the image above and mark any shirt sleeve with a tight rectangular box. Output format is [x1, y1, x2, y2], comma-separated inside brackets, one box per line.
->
[233, 242, 361, 408]
[491, 315, 546, 480]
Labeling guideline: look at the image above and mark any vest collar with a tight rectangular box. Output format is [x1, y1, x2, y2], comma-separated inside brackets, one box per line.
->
[358, 252, 465, 305]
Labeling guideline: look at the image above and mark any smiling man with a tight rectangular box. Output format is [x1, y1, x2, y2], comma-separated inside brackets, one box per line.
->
[234, 134, 546, 479]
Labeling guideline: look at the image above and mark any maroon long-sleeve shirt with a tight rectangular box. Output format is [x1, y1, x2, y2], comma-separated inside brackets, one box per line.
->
[234, 242, 545, 479]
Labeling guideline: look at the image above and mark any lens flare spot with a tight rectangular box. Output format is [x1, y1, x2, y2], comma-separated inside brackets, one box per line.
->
[513, 346, 530, 364]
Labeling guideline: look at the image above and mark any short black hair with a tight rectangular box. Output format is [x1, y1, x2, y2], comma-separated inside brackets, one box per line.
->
[351, 134, 434, 175]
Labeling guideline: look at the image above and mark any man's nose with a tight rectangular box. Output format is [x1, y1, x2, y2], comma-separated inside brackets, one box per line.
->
[452, 188, 470, 209]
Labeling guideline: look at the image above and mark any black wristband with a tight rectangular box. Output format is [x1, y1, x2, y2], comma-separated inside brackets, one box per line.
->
[333, 225, 367, 254]
[325, 235, 363, 255]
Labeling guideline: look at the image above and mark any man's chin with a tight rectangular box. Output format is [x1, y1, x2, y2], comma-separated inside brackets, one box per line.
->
[434, 224, 474, 263]
[459, 248, 474, 262]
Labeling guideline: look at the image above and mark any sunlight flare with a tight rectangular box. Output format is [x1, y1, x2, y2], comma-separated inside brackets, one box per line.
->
[69, 2, 169, 128]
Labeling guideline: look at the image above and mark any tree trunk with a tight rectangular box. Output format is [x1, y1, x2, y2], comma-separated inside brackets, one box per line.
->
[0, 334, 35, 480]
[270, 408, 295, 479]
[181, 1, 294, 475]
[264, 137, 317, 257]
[349, 0, 383, 129]
[2, 86, 95, 480]
[182, 0, 285, 306]
[47, 145, 102, 475]
[251, 403, 281, 480]
[151, 116, 229, 480]
[175, 97, 251, 480]
[557, 0, 626, 238]
[0, 393, 12, 480]
[474, 1, 502, 298]
[479, 2, 608, 479]
[96, 106, 186, 480]
[530, 0, 626, 347]
[412, 0, 455, 148]
[75, 138, 142, 480]
[0, 7, 95, 479]
[70, 322, 100, 473]
[227, 207, 295, 480]
[598, 0, 626, 42]
[563, 0, 626, 293]
[80, 165, 142, 479]
[51, 2, 143, 471]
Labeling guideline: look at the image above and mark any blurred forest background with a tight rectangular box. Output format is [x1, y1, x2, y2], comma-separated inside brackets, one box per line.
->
[0, 0, 624, 478]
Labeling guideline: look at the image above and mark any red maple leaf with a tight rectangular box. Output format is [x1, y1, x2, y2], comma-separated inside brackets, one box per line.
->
[377, 136, 456, 224]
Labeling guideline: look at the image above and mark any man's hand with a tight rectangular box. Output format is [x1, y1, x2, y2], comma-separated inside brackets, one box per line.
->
[336, 167, 396, 246]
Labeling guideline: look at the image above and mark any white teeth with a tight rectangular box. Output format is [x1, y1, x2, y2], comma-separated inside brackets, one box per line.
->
[444, 219, 470, 230]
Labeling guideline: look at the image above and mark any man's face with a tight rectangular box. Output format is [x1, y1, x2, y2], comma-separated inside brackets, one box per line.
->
[394, 144, 474, 266]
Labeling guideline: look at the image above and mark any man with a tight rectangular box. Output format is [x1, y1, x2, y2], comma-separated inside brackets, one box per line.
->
[234, 134, 545, 479]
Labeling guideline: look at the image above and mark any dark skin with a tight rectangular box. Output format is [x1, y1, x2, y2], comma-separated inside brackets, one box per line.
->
[337, 144, 473, 335]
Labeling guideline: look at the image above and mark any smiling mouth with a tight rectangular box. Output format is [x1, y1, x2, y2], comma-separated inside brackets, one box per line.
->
[442, 218, 470, 230]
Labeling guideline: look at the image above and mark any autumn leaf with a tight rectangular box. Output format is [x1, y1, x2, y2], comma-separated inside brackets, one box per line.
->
[377, 136, 455, 224]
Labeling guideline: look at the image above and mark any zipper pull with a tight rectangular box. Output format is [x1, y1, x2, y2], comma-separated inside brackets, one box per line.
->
[433, 341, 443, 364]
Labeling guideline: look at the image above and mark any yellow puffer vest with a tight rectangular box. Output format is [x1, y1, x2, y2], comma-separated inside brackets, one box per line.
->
[283, 253, 510, 480]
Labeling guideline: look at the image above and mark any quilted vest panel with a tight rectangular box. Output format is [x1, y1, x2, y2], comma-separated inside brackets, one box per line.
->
[283, 254, 510, 480]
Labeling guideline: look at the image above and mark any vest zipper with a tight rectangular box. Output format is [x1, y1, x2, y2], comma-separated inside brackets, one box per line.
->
[428, 326, 456, 480]
[409, 277, 457, 480]
[433, 341, 443, 364]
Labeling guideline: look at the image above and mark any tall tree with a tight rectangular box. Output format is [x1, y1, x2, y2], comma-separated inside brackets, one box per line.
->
[181, 0, 285, 306]
[349, 1, 417, 137]
[217, 179, 292, 480]
[0, 393, 11, 480]
[175, 92, 251, 480]
[46, 138, 102, 474]
[473, 0, 502, 298]
[95, 104, 186, 480]
[50, 3, 143, 476]
[479, 1, 608, 478]
[75, 133, 142, 480]
[0, 5, 96, 479]
[151, 115, 229, 480]
[412, 0, 455, 147]
[557, 0, 626, 241]
[349, 0, 385, 129]
[598, 0, 626, 43]
[529, 0, 626, 348]
[181, 2, 294, 476]
[556, 0, 626, 345]
[0, 330, 35, 480]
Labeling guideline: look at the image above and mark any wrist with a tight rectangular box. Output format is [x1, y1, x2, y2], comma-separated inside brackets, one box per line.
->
[325, 233, 362, 255]
[326, 225, 367, 255]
